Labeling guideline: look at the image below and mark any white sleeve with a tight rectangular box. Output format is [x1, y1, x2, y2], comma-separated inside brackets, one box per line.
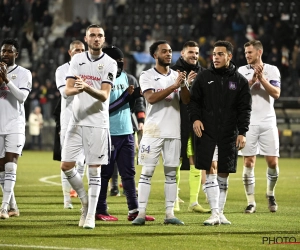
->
[269, 66, 281, 88]
[7, 69, 31, 104]
[102, 60, 117, 86]
[139, 71, 153, 93]
[55, 66, 67, 98]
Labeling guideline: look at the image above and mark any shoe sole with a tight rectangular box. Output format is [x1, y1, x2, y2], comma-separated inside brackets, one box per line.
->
[188, 208, 211, 213]
[132, 218, 145, 225]
[203, 222, 220, 226]
[164, 219, 184, 225]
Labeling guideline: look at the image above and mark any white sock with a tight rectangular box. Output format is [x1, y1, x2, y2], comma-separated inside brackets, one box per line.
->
[137, 166, 155, 218]
[64, 167, 87, 206]
[0, 171, 4, 190]
[87, 167, 101, 216]
[217, 175, 229, 214]
[61, 170, 72, 204]
[205, 174, 219, 215]
[2, 162, 17, 210]
[164, 166, 177, 219]
[243, 166, 256, 206]
[267, 166, 279, 196]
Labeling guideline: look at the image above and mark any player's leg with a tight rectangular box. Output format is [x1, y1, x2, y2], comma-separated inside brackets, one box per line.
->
[260, 126, 280, 212]
[174, 159, 181, 211]
[218, 173, 231, 225]
[95, 136, 118, 221]
[110, 162, 120, 196]
[162, 139, 184, 225]
[187, 135, 210, 213]
[132, 137, 160, 225]
[241, 125, 259, 213]
[82, 127, 110, 229]
[60, 130, 73, 208]
[203, 146, 220, 226]
[0, 134, 24, 219]
[61, 126, 88, 226]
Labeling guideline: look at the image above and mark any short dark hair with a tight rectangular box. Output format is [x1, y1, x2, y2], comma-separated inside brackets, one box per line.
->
[69, 40, 84, 50]
[214, 40, 233, 54]
[182, 41, 199, 50]
[86, 24, 103, 33]
[244, 40, 263, 50]
[149, 40, 168, 58]
[1, 38, 19, 52]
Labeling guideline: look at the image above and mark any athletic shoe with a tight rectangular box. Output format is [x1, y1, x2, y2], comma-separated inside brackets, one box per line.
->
[0, 208, 9, 219]
[266, 195, 278, 212]
[127, 212, 155, 221]
[8, 208, 20, 217]
[245, 204, 256, 213]
[83, 214, 95, 229]
[219, 213, 231, 225]
[70, 189, 78, 198]
[78, 205, 88, 227]
[188, 204, 211, 213]
[132, 217, 145, 225]
[110, 187, 120, 196]
[64, 202, 73, 209]
[95, 213, 118, 221]
[164, 217, 184, 225]
[203, 214, 220, 226]
[174, 199, 180, 211]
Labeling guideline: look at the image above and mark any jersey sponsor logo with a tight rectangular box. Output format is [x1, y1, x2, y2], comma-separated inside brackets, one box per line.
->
[229, 81, 237, 90]
[157, 88, 179, 93]
[208, 81, 214, 84]
[79, 63, 86, 66]
[80, 74, 101, 81]
[107, 72, 114, 81]
[0, 92, 8, 99]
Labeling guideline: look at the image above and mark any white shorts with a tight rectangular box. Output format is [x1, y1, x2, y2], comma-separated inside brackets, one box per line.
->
[138, 137, 181, 167]
[240, 125, 279, 157]
[62, 125, 110, 165]
[212, 145, 218, 161]
[0, 133, 25, 158]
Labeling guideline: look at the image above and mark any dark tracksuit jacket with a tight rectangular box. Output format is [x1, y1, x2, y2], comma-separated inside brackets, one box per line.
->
[188, 61, 252, 173]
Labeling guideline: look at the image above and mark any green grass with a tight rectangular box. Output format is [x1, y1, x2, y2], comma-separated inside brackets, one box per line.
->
[0, 151, 299, 250]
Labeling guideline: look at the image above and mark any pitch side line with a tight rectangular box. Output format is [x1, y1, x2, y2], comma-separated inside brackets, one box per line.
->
[0, 244, 111, 250]
[39, 175, 61, 186]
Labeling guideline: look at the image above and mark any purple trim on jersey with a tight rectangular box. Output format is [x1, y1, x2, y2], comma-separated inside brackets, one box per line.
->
[58, 84, 65, 89]
[20, 87, 31, 92]
[154, 67, 171, 76]
[86, 52, 105, 62]
[270, 80, 280, 88]
[66, 76, 76, 80]
[142, 88, 155, 94]
[109, 91, 129, 111]
[7, 65, 18, 74]
[102, 81, 113, 87]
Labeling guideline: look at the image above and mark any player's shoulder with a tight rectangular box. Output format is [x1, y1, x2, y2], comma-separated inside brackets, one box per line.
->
[56, 62, 69, 73]
[140, 68, 154, 77]
[14, 65, 32, 78]
[264, 63, 279, 71]
[237, 64, 250, 72]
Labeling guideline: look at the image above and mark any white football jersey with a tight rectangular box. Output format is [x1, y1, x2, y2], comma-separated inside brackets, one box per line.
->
[238, 64, 281, 125]
[0, 64, 32, 134]
[139, 68, 181, 139]
[66, 52, 117, 128]
[55, 62, 74, 132]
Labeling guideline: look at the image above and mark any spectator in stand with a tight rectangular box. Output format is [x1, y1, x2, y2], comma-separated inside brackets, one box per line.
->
[152, 23, 165, 41]
[29, 106, 43, 150]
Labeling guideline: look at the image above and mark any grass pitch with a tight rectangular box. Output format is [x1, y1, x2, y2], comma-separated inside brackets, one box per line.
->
[0, 151, 299, 250]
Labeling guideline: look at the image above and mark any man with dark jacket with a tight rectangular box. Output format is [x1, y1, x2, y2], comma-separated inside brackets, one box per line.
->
[188, 40, 252, 225]
[171, 41, 209, 213]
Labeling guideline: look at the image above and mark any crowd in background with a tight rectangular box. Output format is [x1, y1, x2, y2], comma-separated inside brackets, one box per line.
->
[0, 0, 300, 123]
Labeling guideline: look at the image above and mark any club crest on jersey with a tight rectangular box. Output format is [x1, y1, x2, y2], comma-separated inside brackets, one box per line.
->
[11, 74, 17, 80]
[228, 81, 237, 90]
[107, 72, 113, 81]
[98, 64, 104, 70]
